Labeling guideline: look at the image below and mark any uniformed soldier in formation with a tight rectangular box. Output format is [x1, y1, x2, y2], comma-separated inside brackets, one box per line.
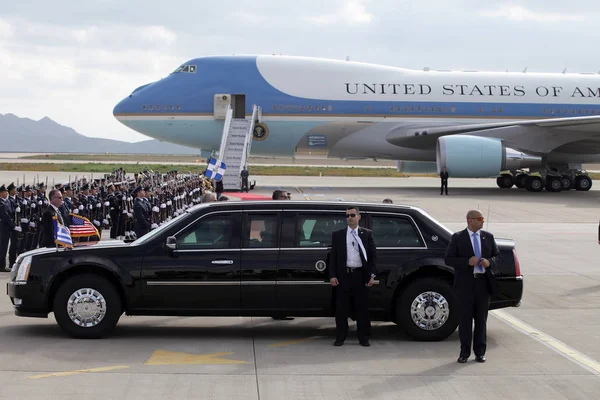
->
[0, 185, 15, 271]
[0, 169, 209, 260]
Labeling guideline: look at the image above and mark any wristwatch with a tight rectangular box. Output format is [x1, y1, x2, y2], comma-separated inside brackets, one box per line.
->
[371, 273, 376, 278]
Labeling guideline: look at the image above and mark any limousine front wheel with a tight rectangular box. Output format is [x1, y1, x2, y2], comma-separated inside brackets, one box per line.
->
[397, 277, 458, 341]
[53, 274, 122, 339]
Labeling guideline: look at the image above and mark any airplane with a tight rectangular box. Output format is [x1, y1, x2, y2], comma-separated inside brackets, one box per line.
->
[113, 55, 600, 192]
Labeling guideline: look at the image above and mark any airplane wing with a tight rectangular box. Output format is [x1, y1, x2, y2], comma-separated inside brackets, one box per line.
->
[386, 115, 600, 154]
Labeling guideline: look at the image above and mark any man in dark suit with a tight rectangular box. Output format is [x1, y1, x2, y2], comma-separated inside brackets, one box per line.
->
[440, 167, 449, 195]
[40, 189, 66, 248]
[328, 206, 377, 347]
[444, 209, 500, 363]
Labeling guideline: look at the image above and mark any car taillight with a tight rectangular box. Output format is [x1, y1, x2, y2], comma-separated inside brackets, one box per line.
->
[513, 248, 521, 277]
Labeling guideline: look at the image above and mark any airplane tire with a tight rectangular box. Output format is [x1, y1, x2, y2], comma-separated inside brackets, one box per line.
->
[575, 176, 592, 191]
[546, 177, 562, 192]
[561, 176, 573, 190]
[496, 175, 514, 189]
[514, 174, 527, 188]
[525, 176, 543, 192]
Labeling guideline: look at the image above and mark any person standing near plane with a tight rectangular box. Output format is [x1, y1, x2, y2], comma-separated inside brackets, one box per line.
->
[440, 167, 449, 195]
[240, 166, 249, 193]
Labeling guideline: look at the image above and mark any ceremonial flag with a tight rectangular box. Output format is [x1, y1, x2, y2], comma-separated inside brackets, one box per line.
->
[53, 216, 73, 249]
[204, 157, 227, 181]
[69, 213, 99, 238]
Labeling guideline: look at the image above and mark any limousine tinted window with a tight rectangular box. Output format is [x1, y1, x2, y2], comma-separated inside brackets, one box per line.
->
[244, 213, 279, 248]
[371, 215, 424, 247]
[295, 213, 346, 247]
[176, 213, 236, 249]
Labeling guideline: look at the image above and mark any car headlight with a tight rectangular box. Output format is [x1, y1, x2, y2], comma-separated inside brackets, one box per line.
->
[15, 256, 32, 282]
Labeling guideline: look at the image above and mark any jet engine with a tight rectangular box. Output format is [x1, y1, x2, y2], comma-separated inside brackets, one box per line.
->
[396, 161, 439, 174]
[436, 135, 542, 178]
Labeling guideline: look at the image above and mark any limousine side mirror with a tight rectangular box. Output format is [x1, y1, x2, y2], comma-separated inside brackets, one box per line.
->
[165, 236, 177, 251]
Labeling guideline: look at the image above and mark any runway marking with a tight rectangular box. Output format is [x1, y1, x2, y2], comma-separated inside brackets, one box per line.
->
[27, 365, 130, 379]
[268, 336, 322, 347]
[492, 309, 600, 376]
[144, 350, 248, 365]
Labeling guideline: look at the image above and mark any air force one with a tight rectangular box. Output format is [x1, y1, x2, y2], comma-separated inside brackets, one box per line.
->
[113, 55, 600, 192]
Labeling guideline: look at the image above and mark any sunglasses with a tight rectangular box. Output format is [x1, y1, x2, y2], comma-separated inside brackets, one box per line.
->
[469, 217, 484, 222]
[345, 213, 357, 218]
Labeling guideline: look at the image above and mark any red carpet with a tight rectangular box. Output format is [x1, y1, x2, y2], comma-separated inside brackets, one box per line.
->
[227, 192, 271, 201]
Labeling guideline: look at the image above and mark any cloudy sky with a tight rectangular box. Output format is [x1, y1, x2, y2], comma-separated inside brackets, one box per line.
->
[1, 0, 599, 143]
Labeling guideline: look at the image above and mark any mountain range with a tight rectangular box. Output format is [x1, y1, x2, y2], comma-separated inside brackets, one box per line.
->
[0, 113, 199, 154]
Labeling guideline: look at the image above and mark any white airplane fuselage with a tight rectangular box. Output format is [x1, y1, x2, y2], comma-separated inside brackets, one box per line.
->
[113, 55, 600, 177]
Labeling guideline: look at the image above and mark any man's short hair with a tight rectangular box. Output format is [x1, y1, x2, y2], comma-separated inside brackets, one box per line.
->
[382, 198, 393, 204]
[272, 190, 285, 200]
[48, 189, 60, 200]
[346, 205, 360, 213]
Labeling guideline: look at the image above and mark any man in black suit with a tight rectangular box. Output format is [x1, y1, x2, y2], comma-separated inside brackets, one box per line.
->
[328, 206, 377, 347]
[440, 167, 449, 195]
[40, 189, 66, 248]
[444, 209, 500, 363]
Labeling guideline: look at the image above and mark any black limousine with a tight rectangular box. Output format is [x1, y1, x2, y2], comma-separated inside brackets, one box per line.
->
[7, 201, 523, 340]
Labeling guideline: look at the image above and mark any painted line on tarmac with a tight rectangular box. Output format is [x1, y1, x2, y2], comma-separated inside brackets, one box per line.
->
[268, 336, 323, 348]
[492, 309, 600, 376]
[27, 365, 130, 380]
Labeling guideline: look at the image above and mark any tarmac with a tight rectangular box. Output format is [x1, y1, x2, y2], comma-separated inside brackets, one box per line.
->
[1, 172, 599, 399]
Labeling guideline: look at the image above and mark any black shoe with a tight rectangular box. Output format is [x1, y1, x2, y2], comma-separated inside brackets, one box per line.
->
[475, 356, 486, 363]
[457, 356, 468, 363]
[333, 340, 344, 346]
[359, 341, 370, 347]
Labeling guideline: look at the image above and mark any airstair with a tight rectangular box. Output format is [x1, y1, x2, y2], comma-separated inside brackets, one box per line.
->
[217, 104, 259, 190]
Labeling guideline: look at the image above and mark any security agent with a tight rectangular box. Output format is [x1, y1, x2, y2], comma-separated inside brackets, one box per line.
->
[444, 209, 500, 363]
[133, 186, 151, 239]
[328, 206, 377, 347]
[440, 167, 449, 195]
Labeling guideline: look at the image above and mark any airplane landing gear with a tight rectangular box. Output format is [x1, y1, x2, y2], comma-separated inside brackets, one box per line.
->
[496, 174, 514, 189]
[575, 175, 592, 191]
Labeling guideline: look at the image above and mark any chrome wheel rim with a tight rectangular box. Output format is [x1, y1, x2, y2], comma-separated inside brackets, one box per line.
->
[410, 291, 449, 331]
[67, 288, 107, 327]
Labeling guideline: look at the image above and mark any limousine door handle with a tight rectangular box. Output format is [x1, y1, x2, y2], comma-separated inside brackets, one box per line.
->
[212, 260, 234, 265]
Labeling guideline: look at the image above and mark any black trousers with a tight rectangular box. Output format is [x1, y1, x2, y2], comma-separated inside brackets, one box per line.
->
[441, 180, 448, 194]
[241, 178, 249, 192]
[458, 276, 491, 357]
[335, 268, 371, 342]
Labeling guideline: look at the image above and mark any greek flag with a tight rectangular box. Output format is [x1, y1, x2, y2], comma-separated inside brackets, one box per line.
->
[204, 157, 227, 181]
[53, 216, 73, 249]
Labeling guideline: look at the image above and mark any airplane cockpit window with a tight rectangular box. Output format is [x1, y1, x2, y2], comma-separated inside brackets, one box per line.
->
[172, 65, 197, 74]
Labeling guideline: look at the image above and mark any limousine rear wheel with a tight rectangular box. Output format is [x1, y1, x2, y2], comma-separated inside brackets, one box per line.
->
[53, 274, 122, 339]
[397, 277, 458, 341]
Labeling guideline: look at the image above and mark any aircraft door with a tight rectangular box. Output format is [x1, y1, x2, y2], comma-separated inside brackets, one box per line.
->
[231, 94, 246, 119]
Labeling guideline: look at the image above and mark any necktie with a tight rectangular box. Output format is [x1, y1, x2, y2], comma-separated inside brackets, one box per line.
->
[472, 232, 484, 274]
[352, 229, 368, 262]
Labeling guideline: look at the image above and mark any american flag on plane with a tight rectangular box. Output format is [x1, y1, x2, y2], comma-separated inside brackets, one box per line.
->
[69, 213, 99, 238]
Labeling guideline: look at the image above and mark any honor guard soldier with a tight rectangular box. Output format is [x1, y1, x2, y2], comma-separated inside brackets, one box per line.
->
[61, 184, 74, 226]
[0, 185, 16, 271]
[16, 185, 31, 256]
[7, 183, 19, 267]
